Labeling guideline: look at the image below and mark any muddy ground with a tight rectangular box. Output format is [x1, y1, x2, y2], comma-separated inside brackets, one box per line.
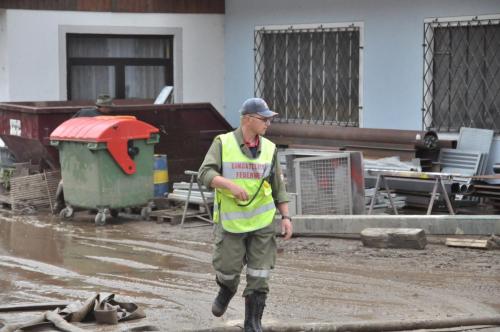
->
[0, 209, 499, 331]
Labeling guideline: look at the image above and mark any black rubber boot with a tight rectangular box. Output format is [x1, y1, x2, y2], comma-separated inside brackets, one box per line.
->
[211, 283, 236, 317]
[255, 292, 267, 331]
[244, 292, 266, 332]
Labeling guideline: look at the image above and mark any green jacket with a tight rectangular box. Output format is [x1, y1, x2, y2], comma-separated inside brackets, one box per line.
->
[198, 127, 289, 204]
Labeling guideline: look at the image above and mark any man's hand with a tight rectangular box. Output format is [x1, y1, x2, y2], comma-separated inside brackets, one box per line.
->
[229, 182, 249, 201]
[211, 176, 249, 201]
[281, 218, 293, 240]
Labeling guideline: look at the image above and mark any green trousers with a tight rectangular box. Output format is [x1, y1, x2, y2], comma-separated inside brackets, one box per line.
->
[212, 221, 277, 297]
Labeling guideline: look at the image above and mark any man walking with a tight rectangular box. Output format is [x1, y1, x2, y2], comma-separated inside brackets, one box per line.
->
[198, 97, 293, 332]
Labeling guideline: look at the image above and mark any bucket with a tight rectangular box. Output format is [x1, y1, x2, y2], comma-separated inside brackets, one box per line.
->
[153, 154, 169, 197]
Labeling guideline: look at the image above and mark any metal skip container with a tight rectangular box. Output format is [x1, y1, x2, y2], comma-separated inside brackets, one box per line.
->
[50, 116, 159, 225]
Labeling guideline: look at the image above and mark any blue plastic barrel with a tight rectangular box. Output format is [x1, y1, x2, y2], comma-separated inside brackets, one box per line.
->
[153, 154, 169, 197]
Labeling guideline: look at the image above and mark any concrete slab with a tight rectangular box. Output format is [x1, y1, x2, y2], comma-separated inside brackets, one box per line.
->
[276, 215, 500, 236]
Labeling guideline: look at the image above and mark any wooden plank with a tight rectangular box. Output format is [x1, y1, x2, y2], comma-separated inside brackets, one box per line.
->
[0, 0, 225, 13]
[172, 189, 214, 199]
[168, 193, 213, 204]
[361, 228, 427, 249]
[445, 238, 492, 249]
[173, 182, 209, 191]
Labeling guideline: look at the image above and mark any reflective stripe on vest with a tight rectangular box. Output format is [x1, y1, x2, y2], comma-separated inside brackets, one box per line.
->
[214, 132, 276, 233]
[219, 201, 276, 221]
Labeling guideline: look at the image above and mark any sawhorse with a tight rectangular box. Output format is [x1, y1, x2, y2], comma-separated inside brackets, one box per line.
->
[368, 170, 455, 215]
[180, 170, 213, 227]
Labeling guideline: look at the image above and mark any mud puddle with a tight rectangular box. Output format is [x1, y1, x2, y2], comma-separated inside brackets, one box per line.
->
[0, 211, 499, 331]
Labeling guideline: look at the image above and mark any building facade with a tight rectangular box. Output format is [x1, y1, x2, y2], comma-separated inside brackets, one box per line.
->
[0, 1, 225, 113]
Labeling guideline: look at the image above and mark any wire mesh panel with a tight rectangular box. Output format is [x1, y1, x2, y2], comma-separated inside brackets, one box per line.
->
[294, 154, 352, 215]
[423, 17, 500, 133]
[255, 25, 360, 126]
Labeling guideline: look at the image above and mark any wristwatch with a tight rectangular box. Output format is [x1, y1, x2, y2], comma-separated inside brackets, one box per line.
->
[281, 215, 292, 222]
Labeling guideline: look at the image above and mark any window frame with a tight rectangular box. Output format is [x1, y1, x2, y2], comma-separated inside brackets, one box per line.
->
[66, 33, 173, 100]
[422, 14, 500, 133]
[254, 22, 364, 127]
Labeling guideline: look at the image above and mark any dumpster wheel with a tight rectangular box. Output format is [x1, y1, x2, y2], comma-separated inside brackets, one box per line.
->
[95, 211, 106, 226]
[59, 206, 74, 220]
[141, 206, 152, 221]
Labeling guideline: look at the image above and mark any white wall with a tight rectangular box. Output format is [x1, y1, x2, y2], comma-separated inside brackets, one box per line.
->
[2, 9, 225, 114]
[0, 10, 8, 101]
[224, 0, 500, 129]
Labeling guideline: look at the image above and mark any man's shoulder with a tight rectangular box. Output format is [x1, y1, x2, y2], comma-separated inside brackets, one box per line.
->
[72, 107, 101, 118]
[261, 136, 276, 147]
[218, 130, 238, 142]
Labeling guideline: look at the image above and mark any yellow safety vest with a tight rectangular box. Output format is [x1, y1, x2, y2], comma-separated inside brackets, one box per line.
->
[214, 132, 276, 233]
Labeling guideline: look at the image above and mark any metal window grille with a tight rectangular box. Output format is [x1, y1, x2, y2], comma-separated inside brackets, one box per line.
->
[423, 18, 500, 133]
[294, 154, 352, 215]
[255, 25, 360, 126]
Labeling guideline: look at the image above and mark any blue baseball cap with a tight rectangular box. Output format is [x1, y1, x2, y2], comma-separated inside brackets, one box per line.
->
[240, 98, 278, 118]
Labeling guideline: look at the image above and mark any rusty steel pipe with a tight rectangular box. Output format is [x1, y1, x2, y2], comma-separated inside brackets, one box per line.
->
[267, 123, 438, 148]
[193, 314, 500, 332]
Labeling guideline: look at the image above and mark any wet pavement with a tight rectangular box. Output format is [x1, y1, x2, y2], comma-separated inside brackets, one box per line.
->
[0, 209, 499, 331]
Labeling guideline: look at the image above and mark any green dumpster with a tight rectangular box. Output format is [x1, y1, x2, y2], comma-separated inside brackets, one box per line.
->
[50, 115, 159, 225]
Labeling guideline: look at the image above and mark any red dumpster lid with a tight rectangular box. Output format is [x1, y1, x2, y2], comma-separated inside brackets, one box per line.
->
[49, 116, 158, 142]
[50, 116, 159, 175]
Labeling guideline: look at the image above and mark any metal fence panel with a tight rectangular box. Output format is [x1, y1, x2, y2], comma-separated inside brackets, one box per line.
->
[294, 154, 352, 215]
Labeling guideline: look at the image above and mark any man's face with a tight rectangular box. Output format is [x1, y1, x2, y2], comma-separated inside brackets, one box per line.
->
[247, 114, 273, 135]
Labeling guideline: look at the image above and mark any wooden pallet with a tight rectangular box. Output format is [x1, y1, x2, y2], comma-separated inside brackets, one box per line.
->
[149, 208, 204, 225]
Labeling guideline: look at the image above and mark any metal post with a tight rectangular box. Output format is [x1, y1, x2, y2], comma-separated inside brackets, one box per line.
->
[381, 176, 398, 215]
[197, 178, 213, 222]
[180, 173, 195, 227]
[43, 170, 54, 213]
[439, 176, 455, 215]
[368, 174, 381, 215]
[427, 178, 439, 215]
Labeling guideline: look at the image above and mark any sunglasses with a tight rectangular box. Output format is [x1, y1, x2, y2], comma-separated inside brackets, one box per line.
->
[248, 115, 272, 125]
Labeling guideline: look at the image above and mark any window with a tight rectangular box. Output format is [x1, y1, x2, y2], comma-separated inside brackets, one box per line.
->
[423, 17, 500, 132]
[255, 24, 361, 126]
[67, 34, 173, 100]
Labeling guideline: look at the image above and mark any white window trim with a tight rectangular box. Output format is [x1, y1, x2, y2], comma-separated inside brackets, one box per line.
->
[254, 21, 364, 127]
[58, 25, 183, 102]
